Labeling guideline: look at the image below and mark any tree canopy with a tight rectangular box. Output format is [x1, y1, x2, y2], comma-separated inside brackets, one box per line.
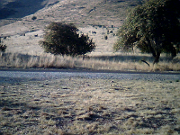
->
[39, 22, 95, 56]
[114, 0, 180, 64]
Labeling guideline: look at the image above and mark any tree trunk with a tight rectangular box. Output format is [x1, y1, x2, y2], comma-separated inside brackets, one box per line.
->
[145, 38, 161, 65]
[171, 46, 176, 58]
[153, 52, 160, 65]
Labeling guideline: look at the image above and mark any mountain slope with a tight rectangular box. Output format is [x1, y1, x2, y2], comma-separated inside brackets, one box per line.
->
[0, 0, 141, 28]
[0, 0, 142, 55]
[0, 0, 59, 19]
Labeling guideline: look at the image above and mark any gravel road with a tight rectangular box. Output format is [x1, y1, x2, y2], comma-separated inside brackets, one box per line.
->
[0, 69, 180, 84]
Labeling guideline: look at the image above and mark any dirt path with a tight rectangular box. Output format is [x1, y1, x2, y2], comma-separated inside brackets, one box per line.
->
[0, 69, 180, 85]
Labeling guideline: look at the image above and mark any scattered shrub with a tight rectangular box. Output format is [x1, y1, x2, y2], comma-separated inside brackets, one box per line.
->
[39, 22, 96, 56]
[175, 79, 179, 82]
[32, 16, 37, 20]
[0, 42, 7, 52]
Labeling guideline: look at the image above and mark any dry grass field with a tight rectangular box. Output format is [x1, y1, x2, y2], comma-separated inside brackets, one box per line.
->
[0, 52, 180, 72]
[0, 77, 180, 134]
[1, 24, 180, 71]
[0, 1, 180, 134]
[0, 0, 180, 71]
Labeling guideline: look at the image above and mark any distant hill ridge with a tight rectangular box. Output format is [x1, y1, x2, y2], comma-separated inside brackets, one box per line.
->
[0, 0, 141, 21]
[0, 0, 141, 36]
[0, 0, 60, 19]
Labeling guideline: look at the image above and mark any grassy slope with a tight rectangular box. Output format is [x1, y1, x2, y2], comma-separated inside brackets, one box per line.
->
[0, 0, 140, 28]
[0, 0, 58, 19]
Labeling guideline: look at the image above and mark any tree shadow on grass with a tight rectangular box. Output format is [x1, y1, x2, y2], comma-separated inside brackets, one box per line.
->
[90, 54, 173, 63]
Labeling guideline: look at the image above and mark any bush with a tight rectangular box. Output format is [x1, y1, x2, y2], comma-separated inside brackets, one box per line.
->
[0, 39, 7, 52]
[39, 22, 96, 56]
[0, 44, 7, 52]
[32, 16, 37, 20]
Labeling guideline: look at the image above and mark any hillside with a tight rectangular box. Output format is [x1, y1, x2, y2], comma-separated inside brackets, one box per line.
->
[0, 0, 141, 55]
[0, 0, 46, 19]
[0, 0, 61, 27]
[0, 0, 141, 30]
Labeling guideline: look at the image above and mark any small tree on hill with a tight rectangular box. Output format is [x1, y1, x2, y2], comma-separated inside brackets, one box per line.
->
[39, 22, 95, 56]
[114, 0, 180, 64]
[0, 38, 7, 52]
[32, 16, 37, 20]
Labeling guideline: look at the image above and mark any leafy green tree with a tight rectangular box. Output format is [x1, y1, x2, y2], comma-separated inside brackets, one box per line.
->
[114, 0, 180, 64]
[39, 22, 95, 56]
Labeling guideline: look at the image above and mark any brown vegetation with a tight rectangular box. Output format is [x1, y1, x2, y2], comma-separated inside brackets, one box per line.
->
[0, 78, 180, 134]
[0, 52, 180, 72]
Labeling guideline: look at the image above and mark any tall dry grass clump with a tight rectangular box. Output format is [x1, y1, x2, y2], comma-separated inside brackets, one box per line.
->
[0, 53, 75, 69]
[0, 52, 180, 71]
